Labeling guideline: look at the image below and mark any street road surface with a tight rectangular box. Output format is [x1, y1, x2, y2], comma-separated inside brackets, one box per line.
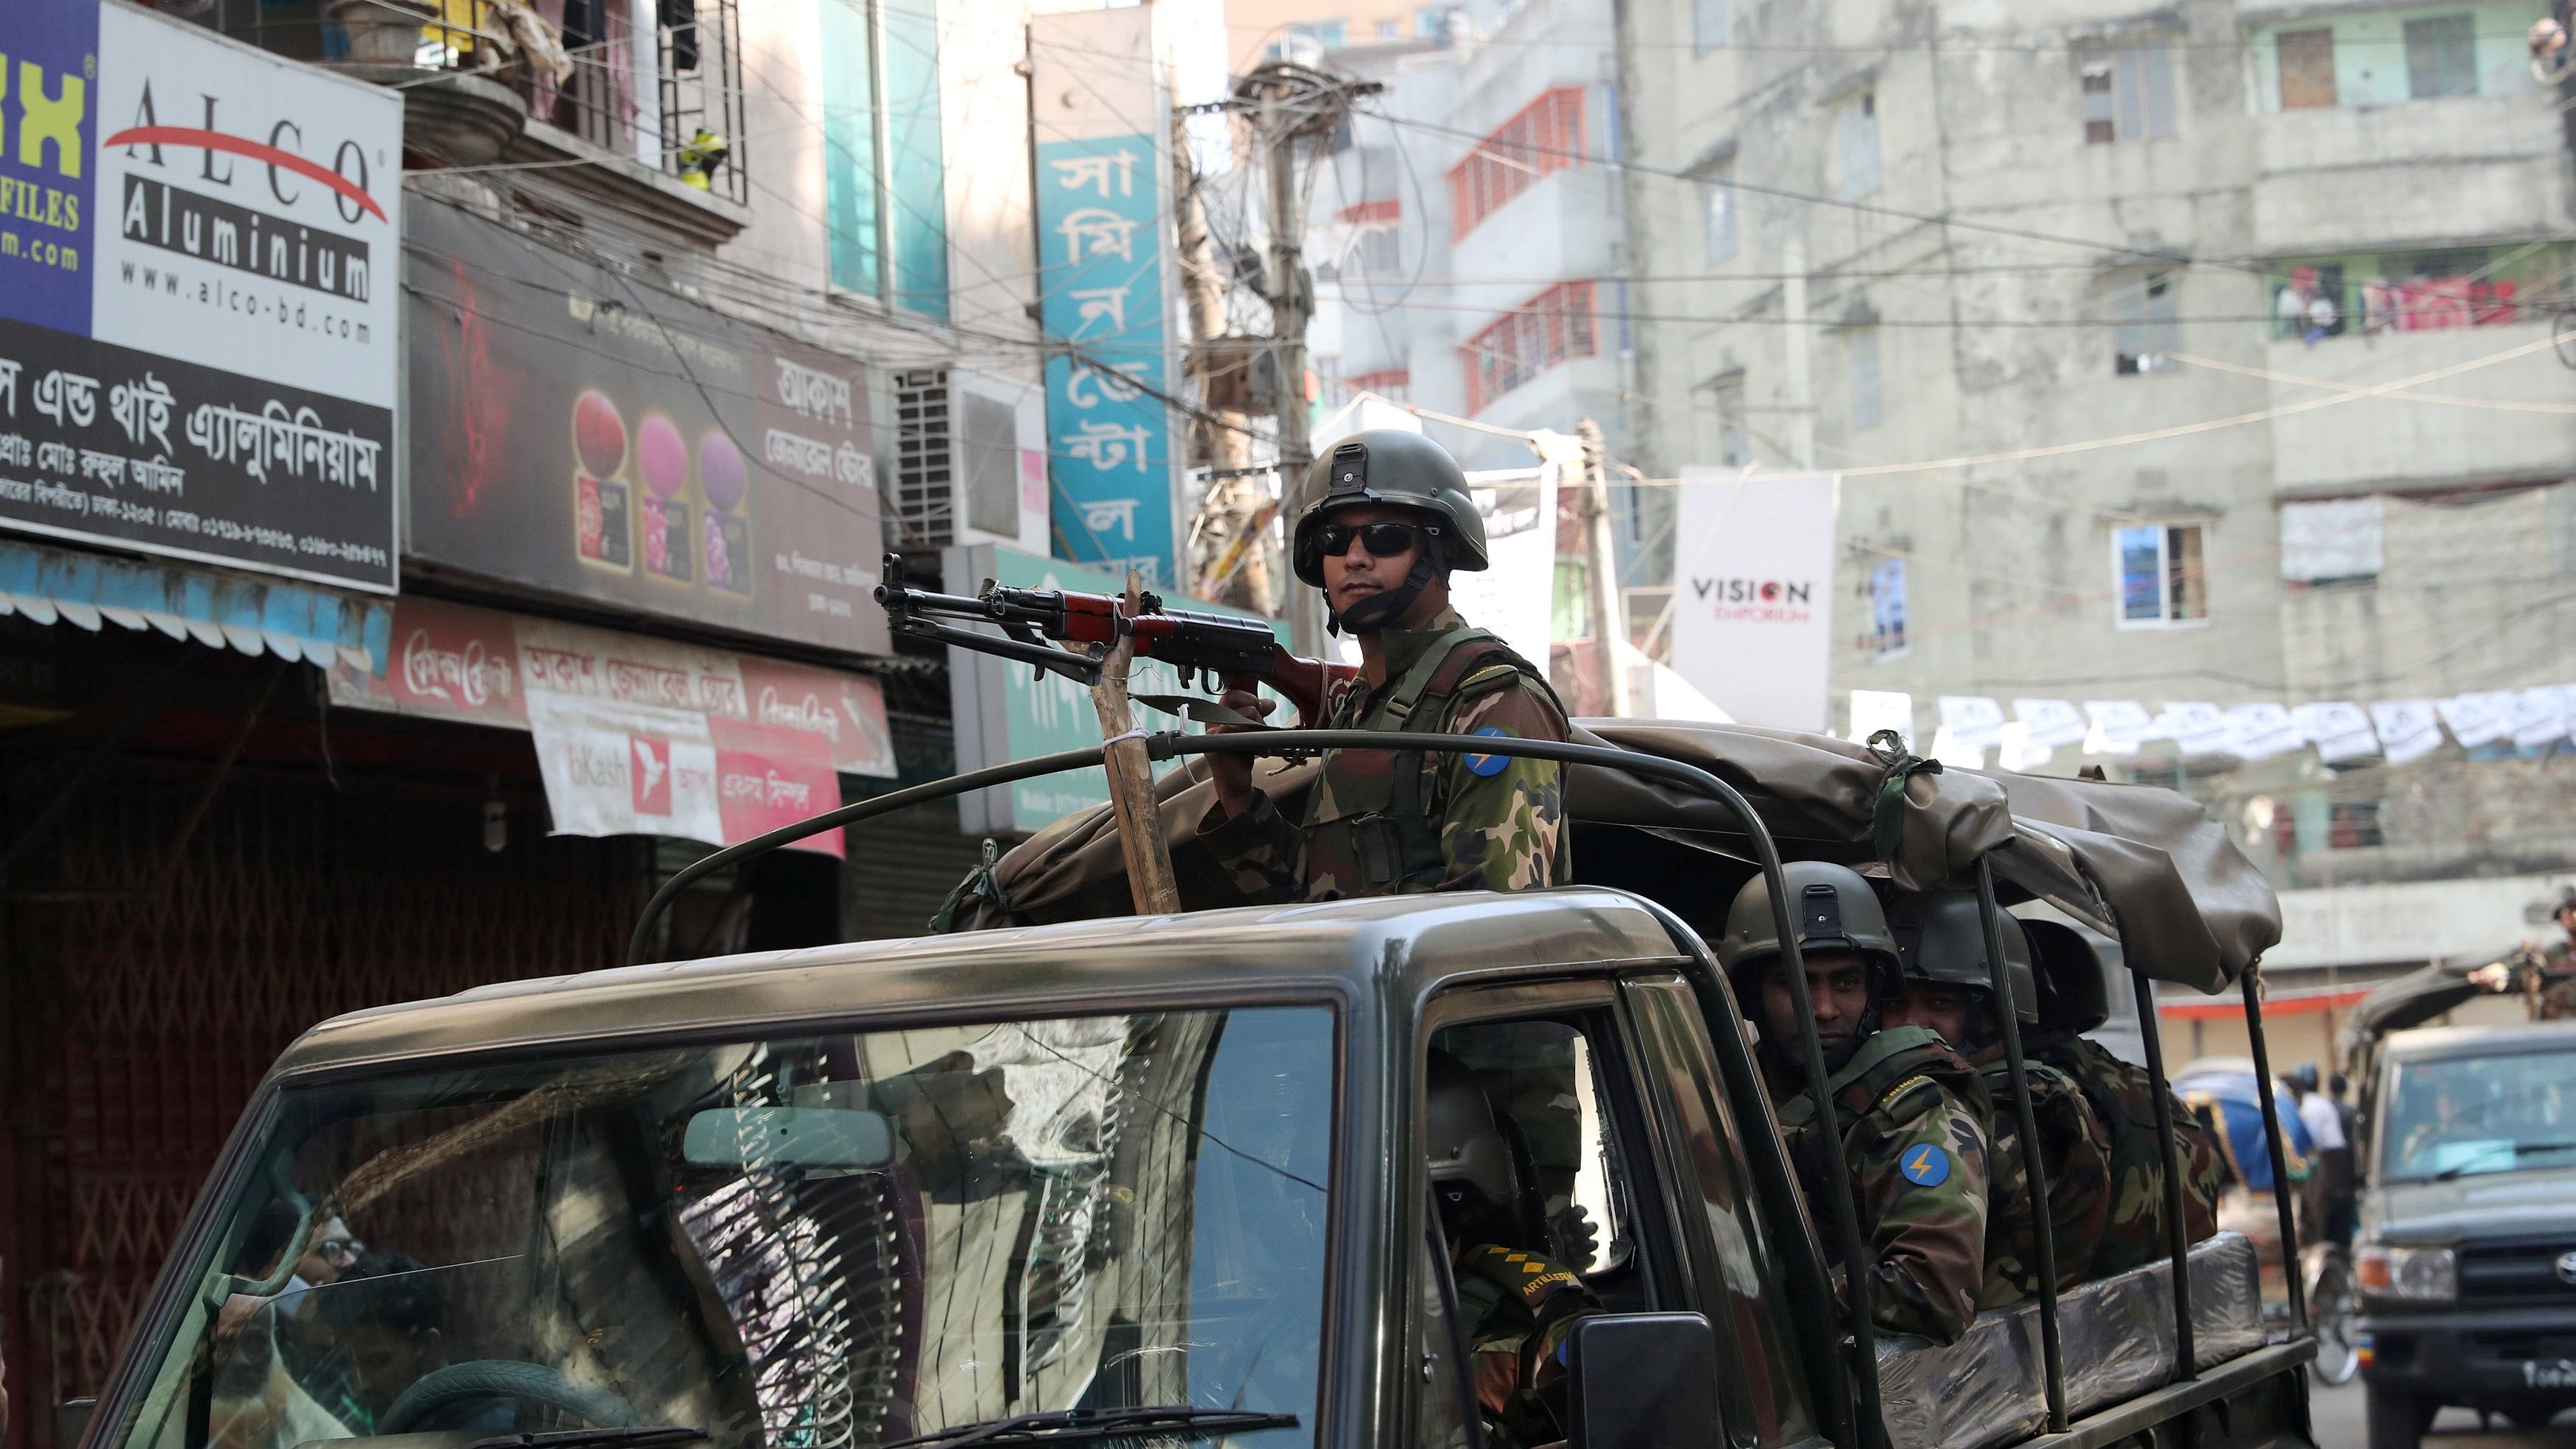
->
[2310, 1379, 2576, 1447]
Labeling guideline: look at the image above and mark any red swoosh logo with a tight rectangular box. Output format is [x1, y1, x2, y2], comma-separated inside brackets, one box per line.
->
[102, 126, 387, 223]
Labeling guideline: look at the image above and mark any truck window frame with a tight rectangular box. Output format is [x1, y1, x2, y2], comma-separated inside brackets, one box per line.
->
[1620, 971, 1828, 1449]
[1410, 979, 1697, 1436]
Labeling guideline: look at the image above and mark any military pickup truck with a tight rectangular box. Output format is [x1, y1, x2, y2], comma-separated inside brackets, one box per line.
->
[2346, 1020, 2576, 1448]
[69, 723, 2318, 1449]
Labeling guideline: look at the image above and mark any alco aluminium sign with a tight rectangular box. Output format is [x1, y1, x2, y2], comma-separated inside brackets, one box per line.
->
[0, 1, 402, 590]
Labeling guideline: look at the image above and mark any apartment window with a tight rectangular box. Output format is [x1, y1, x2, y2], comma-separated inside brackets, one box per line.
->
[1418, 4, 1451, 35]
[1462, 280, 1598, 411]
[1448, 89, 1586, 238]
[1847, 327, 1881, 431]
[2276, 27, 2337, 109]
[2112, 270, 2180, 374]
[1864, 558, 1909, 657]
[1694, 0, 1728, 54]
[1839, 93, 1880, 200]
[2405, 15, 2477, 99]
[2328, 799, 2383, 849]
[1346, 368, 1411, 403]
[825, 0, 950, 319]
[2114, 522, 2208, 627]
[1377, 18, 1401, 38]
[1709, 375, 1749, 466]
[1701, 169, 1738, 263]
[2079, 40, 2176, 143]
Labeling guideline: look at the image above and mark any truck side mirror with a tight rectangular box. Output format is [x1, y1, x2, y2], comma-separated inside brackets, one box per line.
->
[1563, 1312, 1723, 1449]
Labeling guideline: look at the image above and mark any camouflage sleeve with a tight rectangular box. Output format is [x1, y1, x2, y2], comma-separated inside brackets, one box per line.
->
[2040, 1072, 2115, 1289]
[1429, 674, 1571, 893]
[1853, 1080, 1990, 1346]
[1193, 788, 1308, 904]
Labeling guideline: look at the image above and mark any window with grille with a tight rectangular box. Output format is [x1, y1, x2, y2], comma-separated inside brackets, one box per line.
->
[1838, 93, 1880, 199]
[1702, 167, 1738, 262]
[2276, 27, 2337, 109]
[1447, 88, 1585, 239]
[1460, 281, 1599, 411]
[2114, 522, 2209, 627]
[1346, 368, 1412, 403]
[2328, 799, 2384, 849]
[2405, 15, 2477, 99]
[1846, 326, 1881, 430]
[1694, 0, 1727, 53]
[2112, 270, 2180, 374]
[2078, 40, 2176, 143]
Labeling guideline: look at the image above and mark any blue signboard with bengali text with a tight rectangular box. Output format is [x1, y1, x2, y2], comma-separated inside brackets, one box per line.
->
[1033, 134, 1175, 589]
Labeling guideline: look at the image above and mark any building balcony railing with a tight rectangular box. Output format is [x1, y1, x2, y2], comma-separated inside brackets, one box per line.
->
[188, 0, 749, 208]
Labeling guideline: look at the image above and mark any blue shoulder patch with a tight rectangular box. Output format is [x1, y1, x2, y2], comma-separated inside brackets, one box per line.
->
[1899, 1144, 1951, 1188]
[1463, 725, 1512, 776]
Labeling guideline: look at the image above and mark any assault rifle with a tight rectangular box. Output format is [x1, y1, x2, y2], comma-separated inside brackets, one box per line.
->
[874, 554, 1356, 726]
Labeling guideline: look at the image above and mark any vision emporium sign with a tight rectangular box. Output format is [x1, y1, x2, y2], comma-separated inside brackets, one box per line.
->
[0, 1, 401, 590]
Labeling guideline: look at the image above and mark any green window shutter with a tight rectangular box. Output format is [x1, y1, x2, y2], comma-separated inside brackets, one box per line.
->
[823, 0, 881, 298]
[882, 0, 950, 319]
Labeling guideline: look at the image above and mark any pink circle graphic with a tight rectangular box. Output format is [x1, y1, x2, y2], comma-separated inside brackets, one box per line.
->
[636, 414, 687, 499]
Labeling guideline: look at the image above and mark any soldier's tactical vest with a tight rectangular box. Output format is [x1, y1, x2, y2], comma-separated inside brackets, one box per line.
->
[1301, 625, 1560, 894]
[1775, 1026, 1992, 1254]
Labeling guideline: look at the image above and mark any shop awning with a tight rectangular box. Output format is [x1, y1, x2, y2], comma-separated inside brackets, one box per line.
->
[0, 539, 394, 672]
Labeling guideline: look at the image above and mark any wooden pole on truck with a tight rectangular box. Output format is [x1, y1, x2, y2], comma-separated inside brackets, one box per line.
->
[1086, 571, 1184, 914]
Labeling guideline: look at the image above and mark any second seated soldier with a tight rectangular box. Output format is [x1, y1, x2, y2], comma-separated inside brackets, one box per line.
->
[1881, 891, 2113, 1308]
[2020, 919, 2227, 1276]
[1719, 861, 1992, 1346]
[1199, 429, 1571, 901]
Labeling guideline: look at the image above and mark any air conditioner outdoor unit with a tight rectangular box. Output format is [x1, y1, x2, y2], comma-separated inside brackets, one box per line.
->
[890, 366, 1047, 555]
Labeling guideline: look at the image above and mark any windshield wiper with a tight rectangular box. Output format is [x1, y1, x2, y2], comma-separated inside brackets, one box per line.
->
[881, 1407, 1299, 1449]
[468, 1428, 709, 1449]
[2432, 1140, 2576, 1180]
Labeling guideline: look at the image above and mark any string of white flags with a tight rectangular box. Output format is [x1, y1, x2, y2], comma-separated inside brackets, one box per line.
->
[1846, 688, 2576, 773]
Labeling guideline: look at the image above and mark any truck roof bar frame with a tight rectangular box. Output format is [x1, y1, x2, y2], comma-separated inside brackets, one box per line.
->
[626, 729, 1895, 1449]
[2131, 969, 2196, 1382]
[1975, 860, 2068, 1434]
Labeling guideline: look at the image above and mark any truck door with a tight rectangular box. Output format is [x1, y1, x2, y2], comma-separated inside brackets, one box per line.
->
[1408, 976, 1822, 1449]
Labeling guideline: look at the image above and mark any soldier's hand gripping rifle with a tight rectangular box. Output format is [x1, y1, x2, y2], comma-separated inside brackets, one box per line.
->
[873, 553, 1357, 727]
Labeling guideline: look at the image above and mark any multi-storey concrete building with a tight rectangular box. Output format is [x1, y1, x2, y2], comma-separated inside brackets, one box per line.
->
[1620, 0, 2576, 975]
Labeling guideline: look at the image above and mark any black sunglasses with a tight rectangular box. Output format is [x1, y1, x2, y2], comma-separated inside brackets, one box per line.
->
[1313, 520, 1426, 559]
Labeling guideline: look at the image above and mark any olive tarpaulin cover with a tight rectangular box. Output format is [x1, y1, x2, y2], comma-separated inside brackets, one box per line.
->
[936, 719, 2279, 993]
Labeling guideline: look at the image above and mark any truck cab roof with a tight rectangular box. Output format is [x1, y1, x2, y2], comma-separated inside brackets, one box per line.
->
[269, 888, 1688, 1080]
[2375, 1019, 2576, 1064]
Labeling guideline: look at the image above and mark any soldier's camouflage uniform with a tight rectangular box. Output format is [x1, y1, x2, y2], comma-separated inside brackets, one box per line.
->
[2538, 938, 2576, 1021]
[1454, 1243, 1599, 1449]
[2030, 1030, 2226, 1277]
[1764, 1025, 1992, 1346]
[1971, 1054, 2113, 1308]
[1198, 610, 1570, 901]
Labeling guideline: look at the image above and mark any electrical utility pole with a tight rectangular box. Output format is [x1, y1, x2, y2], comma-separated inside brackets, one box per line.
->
[1234, 63, 1376, 653]
[1172, 107, 1273, 615]
[1576, 417, 1635, 717]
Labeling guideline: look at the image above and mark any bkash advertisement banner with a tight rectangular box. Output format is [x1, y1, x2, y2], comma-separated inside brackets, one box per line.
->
[1671, 469, 1836, 731]
[1028, 7, 1177, 589]
[0, 1, 402, 591]
[406, 199, 891, 656]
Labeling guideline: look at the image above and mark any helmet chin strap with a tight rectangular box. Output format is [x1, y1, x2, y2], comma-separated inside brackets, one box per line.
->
[1326, 536, 1446, 637]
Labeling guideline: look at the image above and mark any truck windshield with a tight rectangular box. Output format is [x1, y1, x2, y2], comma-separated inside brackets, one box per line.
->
[2381, 1045, 2576, 1182]
[107, 1007, 1334, 1449]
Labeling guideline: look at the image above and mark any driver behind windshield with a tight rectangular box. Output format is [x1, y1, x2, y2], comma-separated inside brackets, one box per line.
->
[316, 1250, 514, 1434]
[1427, 1052, 1599, 1449]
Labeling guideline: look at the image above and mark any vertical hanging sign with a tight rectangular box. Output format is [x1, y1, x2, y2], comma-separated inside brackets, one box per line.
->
[1027, 7, 1178, 588]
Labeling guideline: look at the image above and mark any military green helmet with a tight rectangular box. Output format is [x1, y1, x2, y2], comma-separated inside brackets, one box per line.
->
[2022, 917, 2110, 1035]
[1885, 890, 2039, 1027]
[1290, 430, 1490, 586]
[1716, 861, 1903, 986]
